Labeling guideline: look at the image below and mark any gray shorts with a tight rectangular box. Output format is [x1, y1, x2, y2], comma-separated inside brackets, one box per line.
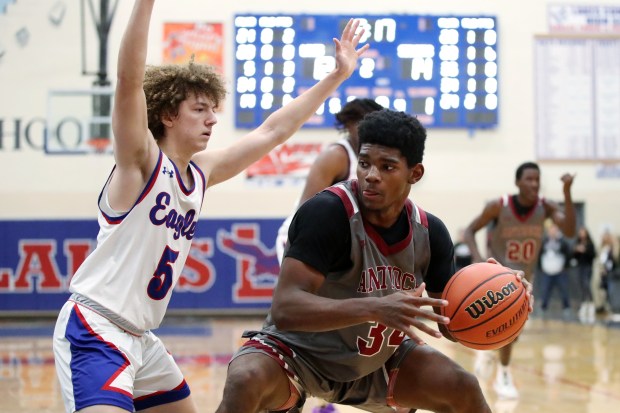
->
[233, 332, 418, 413]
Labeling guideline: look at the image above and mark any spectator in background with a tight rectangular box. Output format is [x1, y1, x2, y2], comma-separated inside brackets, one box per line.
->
[572, 226, 596, 322]
[595, 229, 619, 314]
[539, 223, 572, 320]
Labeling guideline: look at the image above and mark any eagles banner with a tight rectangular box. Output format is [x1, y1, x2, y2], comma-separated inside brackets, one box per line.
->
[0, 219, 282, 315]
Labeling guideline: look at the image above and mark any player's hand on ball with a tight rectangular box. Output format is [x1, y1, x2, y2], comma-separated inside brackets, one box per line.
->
[486, 257, 534, 313]
[376, 282, 449, 345]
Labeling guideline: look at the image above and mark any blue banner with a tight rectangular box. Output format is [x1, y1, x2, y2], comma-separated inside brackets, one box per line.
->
[0, 219, 283, 315]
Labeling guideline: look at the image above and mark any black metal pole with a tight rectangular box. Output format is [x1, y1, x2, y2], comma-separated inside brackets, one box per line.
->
[91, 0, 112, 144]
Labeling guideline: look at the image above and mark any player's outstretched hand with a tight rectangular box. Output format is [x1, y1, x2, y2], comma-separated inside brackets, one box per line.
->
[560, 173, 575, 192]
[333, 19, 370, 78]
[486, 257, 534, 313]
[376, 283, 449, 345]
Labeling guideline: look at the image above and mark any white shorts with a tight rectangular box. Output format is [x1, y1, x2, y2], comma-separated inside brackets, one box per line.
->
[53, 301, 190, 412]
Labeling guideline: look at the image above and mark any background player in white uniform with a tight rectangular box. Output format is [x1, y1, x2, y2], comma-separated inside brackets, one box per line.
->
[276, 98, 383, 263]
[52, 1, 370, 411]
[464, 161, 575, 399]
[216, 110, 534, 413]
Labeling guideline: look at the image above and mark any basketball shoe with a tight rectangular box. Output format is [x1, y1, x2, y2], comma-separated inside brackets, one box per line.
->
[473, 350, 495, 380]
[493, 365, 519, 399]
[312, 403, 337, 413]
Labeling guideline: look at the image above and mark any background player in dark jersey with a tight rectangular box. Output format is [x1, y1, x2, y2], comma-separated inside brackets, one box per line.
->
[216, 110, 533, 413]
[464, 161, 575, 399]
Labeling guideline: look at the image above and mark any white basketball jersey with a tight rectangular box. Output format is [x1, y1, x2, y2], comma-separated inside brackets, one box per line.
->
[69, 151, 205, 331]
[336, 138, 358, 181]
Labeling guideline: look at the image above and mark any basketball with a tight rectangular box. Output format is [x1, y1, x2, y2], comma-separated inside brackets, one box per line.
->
[441, 262, 530, 350]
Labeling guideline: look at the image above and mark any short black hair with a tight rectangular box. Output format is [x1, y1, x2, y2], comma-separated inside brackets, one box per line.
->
[515, 162, 539, 180]
[335, 98, 384, 130]
[357, 110, 426, 167]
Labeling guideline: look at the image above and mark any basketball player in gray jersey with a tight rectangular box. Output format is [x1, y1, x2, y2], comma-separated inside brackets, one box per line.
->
[464, 161, 575, 399]
[216, 110, 532, 413]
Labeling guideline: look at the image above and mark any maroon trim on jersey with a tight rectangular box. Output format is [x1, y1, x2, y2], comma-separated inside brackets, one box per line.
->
[415, 202, 429, 228]
[507, 195, 541, 223]
[242, 337, 301, 410]
[326, 185, 355, 219]
[329, 180, 415, 256]
[386, 367, 403, 409]
[362, 199, 413, 256]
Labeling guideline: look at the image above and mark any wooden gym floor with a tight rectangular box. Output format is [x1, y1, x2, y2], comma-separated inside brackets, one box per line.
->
[1, 313, 619, 413]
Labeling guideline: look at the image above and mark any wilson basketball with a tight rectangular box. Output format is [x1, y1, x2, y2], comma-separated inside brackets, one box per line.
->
[441, 262, 529, 350]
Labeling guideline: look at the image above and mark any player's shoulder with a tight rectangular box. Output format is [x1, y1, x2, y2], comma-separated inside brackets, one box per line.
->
[321, 141, 351, 161]
[424, 211, 450, 236]
[482, 195, 505, 214]
[293, 190, 350, 235]
[411, 205, 448, 236]
[298, 189, 346, 214]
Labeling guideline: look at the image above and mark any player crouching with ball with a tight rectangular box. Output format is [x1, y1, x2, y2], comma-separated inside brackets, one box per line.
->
[216, 109, 534, 413]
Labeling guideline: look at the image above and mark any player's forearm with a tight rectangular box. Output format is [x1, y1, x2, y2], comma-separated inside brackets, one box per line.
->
[271, 293, 379, 332]
[562, 192, 577, 237]
[117, 0, 154, 85]
[464, 229, 484, 262]
[257, 69, 351, 145]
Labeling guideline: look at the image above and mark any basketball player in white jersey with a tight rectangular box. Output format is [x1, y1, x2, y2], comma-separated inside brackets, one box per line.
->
[216, 110, 533, 413]
[276, 98, 383, 263]
[51, 1, 369, 412]
[464, 161, 576, 399]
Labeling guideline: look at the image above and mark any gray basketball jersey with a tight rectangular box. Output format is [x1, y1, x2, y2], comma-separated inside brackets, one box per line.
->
[262, 180, 430, 382]
[488, 194, 547, 278]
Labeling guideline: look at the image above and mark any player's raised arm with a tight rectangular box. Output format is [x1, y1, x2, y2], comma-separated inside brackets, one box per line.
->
[550, 173, 577, 237]
[111, 0, 158, 170]
[195, 18, 370, 187]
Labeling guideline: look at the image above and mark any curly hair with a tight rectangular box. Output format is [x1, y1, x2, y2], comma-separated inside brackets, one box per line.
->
[334, 98, 384, 131]
[358, 110, 426, 167]
[143, 60, 227, 139]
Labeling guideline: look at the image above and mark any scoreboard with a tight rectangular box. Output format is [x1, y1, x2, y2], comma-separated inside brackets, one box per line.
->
[234, 14, 499, 129]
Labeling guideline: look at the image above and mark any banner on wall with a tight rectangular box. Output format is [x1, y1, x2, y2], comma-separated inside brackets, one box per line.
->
[163, 22, 224, 70]
[246, 142, 325, 186]
[548, 5, 620, 33]
[0, 219, 283, 315]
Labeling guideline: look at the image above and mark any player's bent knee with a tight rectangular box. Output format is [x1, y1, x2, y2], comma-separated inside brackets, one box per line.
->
[453, 370, 488, 410]
[224, 354, 286, 398]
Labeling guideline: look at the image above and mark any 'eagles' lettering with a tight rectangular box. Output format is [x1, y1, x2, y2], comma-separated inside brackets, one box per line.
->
[149, 192, 197, 240]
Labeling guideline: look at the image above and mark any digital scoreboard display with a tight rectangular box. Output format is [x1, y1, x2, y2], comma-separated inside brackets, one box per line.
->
[234, 14, 498, 129]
